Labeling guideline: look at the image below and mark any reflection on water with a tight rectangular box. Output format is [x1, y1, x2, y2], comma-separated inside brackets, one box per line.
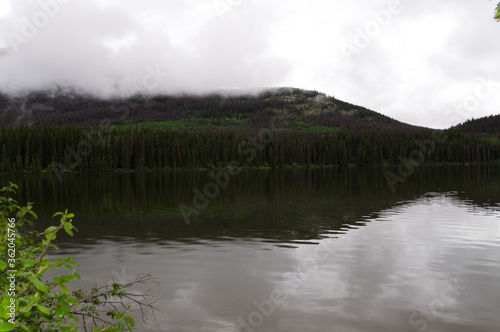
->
[1, 166, 500, 331]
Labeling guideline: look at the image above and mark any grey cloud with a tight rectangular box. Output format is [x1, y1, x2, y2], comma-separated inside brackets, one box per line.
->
[0, 0, 291, 96]
[0, 0, 498, 128]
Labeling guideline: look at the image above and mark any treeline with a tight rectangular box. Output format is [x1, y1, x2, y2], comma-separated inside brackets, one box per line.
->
[1, 126, 499, 174]
[451, 114, 500, 134]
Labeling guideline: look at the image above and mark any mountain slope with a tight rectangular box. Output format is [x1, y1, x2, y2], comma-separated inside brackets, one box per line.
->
[0, 88, 422, 132]
[450, 114, 500, 134]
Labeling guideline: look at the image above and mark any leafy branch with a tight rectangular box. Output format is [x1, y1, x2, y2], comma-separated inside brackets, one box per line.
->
[0, 182, 160, 331]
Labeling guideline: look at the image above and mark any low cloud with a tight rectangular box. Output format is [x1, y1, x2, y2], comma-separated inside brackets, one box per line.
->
[0, 0, 292, 97]
[0, 0, 498, 128]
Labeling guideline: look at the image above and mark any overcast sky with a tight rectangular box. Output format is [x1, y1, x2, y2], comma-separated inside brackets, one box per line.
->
[0, 0, 499, 128]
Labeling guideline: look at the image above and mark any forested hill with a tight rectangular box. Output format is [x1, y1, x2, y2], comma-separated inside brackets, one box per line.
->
[0, 88, 420, 132]
[450, 114, 500, 134]
[1, 87, 500, 173]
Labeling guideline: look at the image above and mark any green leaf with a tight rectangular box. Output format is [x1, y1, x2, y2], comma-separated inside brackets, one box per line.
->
[60, 284, 69, 294]
[32, 278, 50, 293]
[42, 292, 57, 299]
[124, 316, 135, 328]
[55, 301, 71, 317]
[35, 305, 51, 316]
[0, 321, 16, 332]
[44, 226, 58, 234]
[67, 297, 79, 306]
[20, 259, 36, 268]
[45, 233, 57, 241]
[40, 259, 51, 266]
[64, 224, 74, 237]
[26, 210, 38, 218]
[15, 210, 25, 218]
[57, 294, 68, 302]
[0, 260, 7, 271]
[60, 327, 72, 332]
[60, 275, 76, 283]
[0, 297, 11, 309]
[65, 213, 75, 218]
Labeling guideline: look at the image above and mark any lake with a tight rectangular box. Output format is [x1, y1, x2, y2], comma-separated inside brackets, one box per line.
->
[2, 166, 500, 331]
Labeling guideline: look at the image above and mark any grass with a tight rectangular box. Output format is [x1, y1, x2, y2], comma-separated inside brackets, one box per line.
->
[112, 116, 341, 133]
[481, 137, 500, 145]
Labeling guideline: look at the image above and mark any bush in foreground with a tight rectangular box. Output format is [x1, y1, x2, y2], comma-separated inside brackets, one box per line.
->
[0, 183, 159, 331]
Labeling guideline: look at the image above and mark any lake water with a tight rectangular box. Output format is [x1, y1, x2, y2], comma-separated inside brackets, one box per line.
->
[2, 166, 500, 331]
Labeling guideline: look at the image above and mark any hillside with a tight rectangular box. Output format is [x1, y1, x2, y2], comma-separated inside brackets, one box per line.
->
[0, 88, 421, 133]
[2, 87, 500, 174]
[450, 114, 500, 134]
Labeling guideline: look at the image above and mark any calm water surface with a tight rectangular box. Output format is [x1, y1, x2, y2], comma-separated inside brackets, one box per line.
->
[2, 166, 500, 331]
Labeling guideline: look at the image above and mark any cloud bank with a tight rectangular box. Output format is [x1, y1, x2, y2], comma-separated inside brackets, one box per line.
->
[0, 0, 292, 97]
[0, 0, 499, 128]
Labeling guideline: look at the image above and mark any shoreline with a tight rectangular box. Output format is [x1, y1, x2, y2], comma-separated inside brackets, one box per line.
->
[1, 162, 498, 177]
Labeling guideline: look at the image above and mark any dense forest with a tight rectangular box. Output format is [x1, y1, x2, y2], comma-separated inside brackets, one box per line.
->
[450, 114, 500, 134]
[0, 88, 499, 175]
[0, 124, 499, 175]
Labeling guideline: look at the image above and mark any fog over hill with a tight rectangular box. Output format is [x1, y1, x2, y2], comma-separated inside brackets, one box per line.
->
[0, 1, 499, 129]
[0, 87, 423, 132]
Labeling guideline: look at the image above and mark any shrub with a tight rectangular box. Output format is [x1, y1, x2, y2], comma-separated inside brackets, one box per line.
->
[0, 183, 159, 331]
